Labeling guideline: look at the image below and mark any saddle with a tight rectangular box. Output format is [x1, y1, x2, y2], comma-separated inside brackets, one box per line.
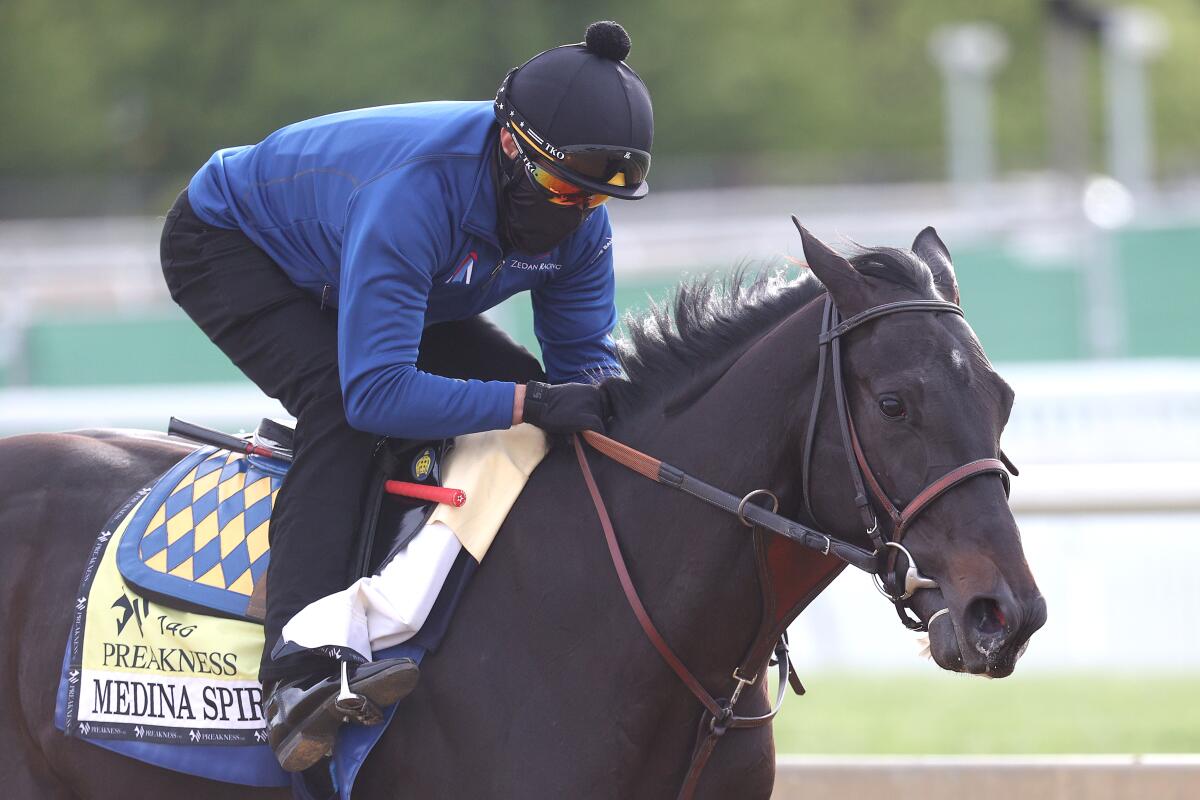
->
[116, 420, 448, 622]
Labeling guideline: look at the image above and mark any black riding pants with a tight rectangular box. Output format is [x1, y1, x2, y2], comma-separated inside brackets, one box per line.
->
[160, 190, 545, 682]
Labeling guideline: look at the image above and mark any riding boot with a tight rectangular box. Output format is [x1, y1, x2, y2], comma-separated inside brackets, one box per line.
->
[264, 657, 421, 772]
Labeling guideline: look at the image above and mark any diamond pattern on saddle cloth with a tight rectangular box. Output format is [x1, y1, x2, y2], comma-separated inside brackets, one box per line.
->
[116, 446, 285, 620]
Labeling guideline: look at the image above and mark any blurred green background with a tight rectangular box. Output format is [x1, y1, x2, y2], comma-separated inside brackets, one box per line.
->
[774, 673, 1200, 754]
[11, 224, 1200, 387]
[3, 0, 1200, 388]
[1, 0, 1198, 211]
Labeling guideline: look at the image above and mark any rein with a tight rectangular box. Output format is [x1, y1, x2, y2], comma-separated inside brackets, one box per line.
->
[577, 431, 878, 571]
[572, 294, 1016, 799]
[572, 434, 793, 800]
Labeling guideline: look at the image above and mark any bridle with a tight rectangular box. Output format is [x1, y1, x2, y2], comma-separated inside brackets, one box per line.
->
[801, 295, 1014, 630]
[572, 291, 1017, 800]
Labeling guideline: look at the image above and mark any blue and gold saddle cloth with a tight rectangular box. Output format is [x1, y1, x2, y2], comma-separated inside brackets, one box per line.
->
[116, 446, 283, 621]
[55, 440, 477, 798]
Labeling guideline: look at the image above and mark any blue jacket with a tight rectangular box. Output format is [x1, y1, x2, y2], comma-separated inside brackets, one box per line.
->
[187, 101, 620, 439]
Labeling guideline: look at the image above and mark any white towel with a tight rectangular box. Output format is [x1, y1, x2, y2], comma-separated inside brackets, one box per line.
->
[279, 521, 462, 659]
[279, 424, 547, 659]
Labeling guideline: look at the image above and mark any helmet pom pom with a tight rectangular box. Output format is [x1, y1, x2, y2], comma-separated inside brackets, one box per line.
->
[584, 21, 631, 61]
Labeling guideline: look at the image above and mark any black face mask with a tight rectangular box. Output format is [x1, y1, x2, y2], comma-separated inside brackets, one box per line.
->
[497, 147, 591, 255]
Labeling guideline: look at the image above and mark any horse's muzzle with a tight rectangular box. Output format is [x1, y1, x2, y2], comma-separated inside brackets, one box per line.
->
[915, 587, 1047, 677]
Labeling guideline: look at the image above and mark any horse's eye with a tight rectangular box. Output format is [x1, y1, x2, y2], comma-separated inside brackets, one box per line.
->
[879, 396, 906, 419]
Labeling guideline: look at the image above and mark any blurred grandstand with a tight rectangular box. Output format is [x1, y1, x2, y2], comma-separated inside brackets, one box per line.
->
[4, 175, 1200, 387]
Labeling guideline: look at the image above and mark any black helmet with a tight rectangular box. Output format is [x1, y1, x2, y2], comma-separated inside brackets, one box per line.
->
[494, 21, 653, 200]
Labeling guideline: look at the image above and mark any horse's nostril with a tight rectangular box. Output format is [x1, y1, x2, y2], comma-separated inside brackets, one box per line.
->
[966, 597, 1005, 636]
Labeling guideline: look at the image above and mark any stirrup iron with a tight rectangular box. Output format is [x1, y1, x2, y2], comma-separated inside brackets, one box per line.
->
[333, 661, 383, 725]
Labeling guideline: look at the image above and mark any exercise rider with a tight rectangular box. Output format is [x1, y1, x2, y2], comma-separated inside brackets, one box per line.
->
[158, 21, 653, 770]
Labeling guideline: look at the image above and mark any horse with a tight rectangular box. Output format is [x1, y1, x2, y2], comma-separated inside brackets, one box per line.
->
[0, 223, 1046, 799]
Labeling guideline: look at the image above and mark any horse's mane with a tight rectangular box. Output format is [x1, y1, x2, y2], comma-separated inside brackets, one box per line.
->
[605, 267, 822, 413]
[605, 245, 935, 414]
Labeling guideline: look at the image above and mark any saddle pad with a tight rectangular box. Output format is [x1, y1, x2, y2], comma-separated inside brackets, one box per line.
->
[55, 487, 288, 786]
[55, 481, 477, 791]
[116, 446, 285, 621]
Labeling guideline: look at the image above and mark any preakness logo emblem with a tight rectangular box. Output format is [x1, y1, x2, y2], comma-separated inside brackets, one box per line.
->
[112, 593, 150, 636]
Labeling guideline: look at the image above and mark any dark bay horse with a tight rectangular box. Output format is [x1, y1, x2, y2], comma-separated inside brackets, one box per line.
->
[0, 225, 1046, 798]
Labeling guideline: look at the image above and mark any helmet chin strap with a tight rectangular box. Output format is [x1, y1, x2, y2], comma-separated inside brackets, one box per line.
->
[495, 139, 518, 252]
[498, 126, 520, 161]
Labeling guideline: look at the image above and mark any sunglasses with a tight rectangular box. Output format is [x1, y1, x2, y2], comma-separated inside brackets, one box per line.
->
[508, 125, 610, 209]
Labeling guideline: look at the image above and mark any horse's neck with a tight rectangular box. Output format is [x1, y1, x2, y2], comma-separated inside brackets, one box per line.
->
[595, 303, 826, 686]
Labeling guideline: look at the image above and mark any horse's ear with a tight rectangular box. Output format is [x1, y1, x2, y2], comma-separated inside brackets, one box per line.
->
[791, 217, 869, 313]
[913, 226, 960, 305]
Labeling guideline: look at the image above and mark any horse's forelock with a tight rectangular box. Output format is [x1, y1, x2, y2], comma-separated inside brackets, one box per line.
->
[847, 245, 938, 297]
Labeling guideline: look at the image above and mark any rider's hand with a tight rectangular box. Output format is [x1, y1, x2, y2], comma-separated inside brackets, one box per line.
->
[521, 381, 609, 434]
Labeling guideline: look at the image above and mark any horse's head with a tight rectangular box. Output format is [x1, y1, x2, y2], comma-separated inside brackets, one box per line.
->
[796, 222, 1046, 678]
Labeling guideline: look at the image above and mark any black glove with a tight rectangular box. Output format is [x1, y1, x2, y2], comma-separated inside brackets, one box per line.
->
[522, 381, 608, 434]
